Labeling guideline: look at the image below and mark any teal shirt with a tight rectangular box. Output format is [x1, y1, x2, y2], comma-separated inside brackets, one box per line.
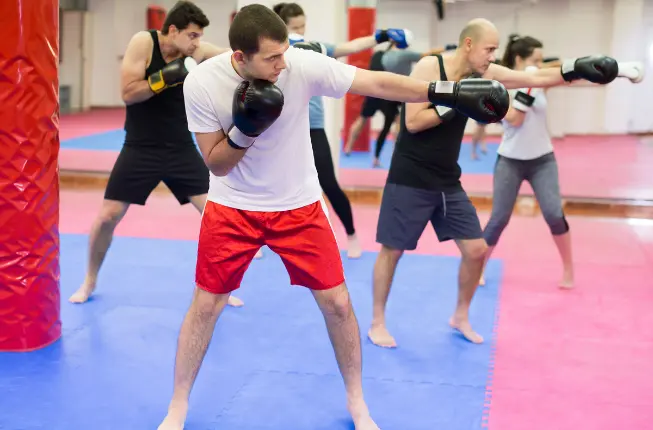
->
[309, 43, 336, 129]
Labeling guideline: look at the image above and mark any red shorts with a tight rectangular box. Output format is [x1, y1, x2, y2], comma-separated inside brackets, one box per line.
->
[195, 199, 345, 294]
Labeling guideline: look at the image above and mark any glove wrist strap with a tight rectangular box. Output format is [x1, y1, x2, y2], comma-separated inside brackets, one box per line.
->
[228, 127, 256, 150]
[561, 59, 580, 82]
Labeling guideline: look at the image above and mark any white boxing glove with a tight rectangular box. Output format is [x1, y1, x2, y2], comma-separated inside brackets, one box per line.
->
[617, 61, 645, 83]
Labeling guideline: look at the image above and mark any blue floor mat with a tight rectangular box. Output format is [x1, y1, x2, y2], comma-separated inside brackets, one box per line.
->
[0, 234, 502, 429]
[339, 140, 499, 174]
[60, 131, 498, 175]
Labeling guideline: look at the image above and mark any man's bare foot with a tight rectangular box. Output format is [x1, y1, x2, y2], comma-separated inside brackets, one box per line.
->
[228, 295, 245, 307]
[449, 316, 484, 344]
[254, 248, 263, 259]
[368, 324, 397, 348]
[559, 271, 574, 289]
[348, 398, 380, 430]
[68, 280, 96, 304]
[157, 402, 187, 430]
[347, 235, 362, 259]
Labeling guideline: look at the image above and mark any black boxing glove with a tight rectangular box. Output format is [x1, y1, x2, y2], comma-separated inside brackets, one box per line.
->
[427, 79, 509, 124]
[560, 55, 618, 84]
[148, 57, 197, 94]
[293, 41, 327, 55]
[228, 80, 285, 149]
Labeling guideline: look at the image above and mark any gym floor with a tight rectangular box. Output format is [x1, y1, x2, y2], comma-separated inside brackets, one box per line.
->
[1, 109, 652, 429]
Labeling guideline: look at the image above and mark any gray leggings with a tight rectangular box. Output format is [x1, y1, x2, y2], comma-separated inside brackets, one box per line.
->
[483, 152, 569, 246]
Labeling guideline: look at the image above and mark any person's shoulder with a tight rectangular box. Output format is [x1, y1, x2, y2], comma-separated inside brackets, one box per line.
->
[414, 54, 439, 70]
[127, 30, 154, 50]
[191, 51, 231, 78]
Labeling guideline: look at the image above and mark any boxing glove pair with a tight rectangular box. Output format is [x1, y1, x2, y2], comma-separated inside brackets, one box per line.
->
[375, 28, 414, 49]
[227, 80, 285, 150]
[148, 57, 198, 94]
[560, 56, 618, 84]
[428, 79, 510, 124]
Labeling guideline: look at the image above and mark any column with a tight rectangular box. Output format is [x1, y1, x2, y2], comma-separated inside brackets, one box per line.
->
[344, 0, 377, 153]
[0, 0, 62, 351]
[604, 0, 646, 133]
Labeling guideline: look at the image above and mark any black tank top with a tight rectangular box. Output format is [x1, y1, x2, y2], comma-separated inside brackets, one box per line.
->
[387, 54, 469, 191]
[369, 51, 385, 71]
[123, 30, 194, 146]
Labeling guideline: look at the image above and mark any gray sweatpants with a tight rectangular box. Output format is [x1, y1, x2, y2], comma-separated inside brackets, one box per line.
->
[483, 152, 569, 246]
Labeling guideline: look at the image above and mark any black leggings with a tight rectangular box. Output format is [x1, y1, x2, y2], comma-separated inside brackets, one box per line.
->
[375, 101, 401, 159]
[310, 128, 355, 236]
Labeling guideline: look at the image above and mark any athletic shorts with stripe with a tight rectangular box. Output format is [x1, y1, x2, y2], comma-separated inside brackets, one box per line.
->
[195, 199, 345, 294]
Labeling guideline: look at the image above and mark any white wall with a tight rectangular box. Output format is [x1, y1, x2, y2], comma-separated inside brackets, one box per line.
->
[60, 11, 85, 111]
[374, 0, 652, 136]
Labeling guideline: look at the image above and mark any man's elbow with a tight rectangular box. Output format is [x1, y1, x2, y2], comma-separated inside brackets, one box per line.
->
[404, 117, 422, 134]
[209, 165, 229, 177]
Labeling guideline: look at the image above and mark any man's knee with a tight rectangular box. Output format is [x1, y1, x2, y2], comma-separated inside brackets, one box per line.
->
[315, 283, 352, 319]
[460, 239, 488, 262]
[97, 200, 129, 228]
[191, 286, 230, 317]
[382, 244, 404, 260]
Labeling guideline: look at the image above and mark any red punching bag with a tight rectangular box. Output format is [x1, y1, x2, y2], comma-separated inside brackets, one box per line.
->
[0, 0, 61, 351]
[147, 5, 167, 30]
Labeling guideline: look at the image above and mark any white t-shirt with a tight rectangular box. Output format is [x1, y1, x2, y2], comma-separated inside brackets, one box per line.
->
[498, 69, 554, 161]
[183, 47, 357, 211]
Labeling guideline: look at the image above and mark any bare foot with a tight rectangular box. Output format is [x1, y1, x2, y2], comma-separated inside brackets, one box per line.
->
[347, 235, 362, 259]
[478, 273, 486, 286]
[68, 280, 96, 304]
[559, 270, 574, 289]
[228, 295, 245, 307]
[157, 402, 187, 430]
[449, 316, 484, 344]
[348, 399, 380, 430]
[254, 248, 263, 259]
[368, 324, 397, 348]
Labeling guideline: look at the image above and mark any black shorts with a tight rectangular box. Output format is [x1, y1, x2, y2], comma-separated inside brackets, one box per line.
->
[104, 144, 209, 205]
[376, 183, 483, 250]
[361, 97, 401, 119]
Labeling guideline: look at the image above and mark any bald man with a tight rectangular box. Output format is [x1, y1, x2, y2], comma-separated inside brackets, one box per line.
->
[369, 18, 622, 347]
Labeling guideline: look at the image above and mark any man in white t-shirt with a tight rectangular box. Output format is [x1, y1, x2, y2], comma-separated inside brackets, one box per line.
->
[157, 5, 511, 430]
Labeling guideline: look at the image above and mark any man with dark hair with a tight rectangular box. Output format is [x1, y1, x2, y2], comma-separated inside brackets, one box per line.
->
[69, 0, 249, 308]
[156, 5, 511, 430]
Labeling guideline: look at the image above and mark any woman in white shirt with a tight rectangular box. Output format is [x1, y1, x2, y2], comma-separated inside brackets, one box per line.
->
[481, 34, 573, 288]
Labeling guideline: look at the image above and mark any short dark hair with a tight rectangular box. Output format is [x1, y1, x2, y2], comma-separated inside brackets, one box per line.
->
[272, 2, 305, 24]
[501, 34, 543, 69]
[229, 4, 289, 56]
[161, 1, 210, 35]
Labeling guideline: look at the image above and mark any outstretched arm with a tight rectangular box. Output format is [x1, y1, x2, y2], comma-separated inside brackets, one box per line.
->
[195, 41, 230, 62]
[484, 62, 565, 90]
[332, 36, 377, 58]
[486, 55, 636, 90]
